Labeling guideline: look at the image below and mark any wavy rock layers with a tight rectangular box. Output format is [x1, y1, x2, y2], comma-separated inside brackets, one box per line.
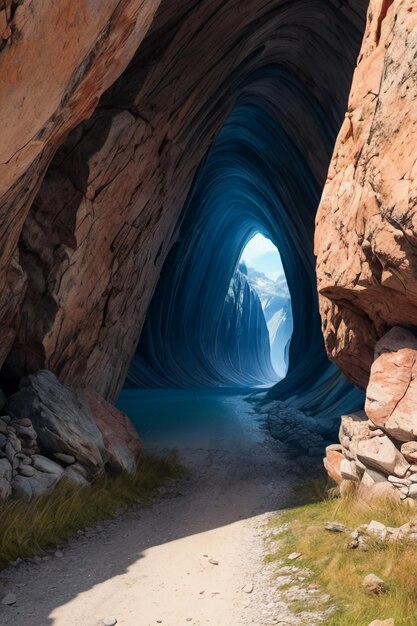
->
[128, 68, 363, 419]
[128, 264, 276, 387]
[0, 0, 161, 374]
[315, 0, 417, 389]
[1, 0, 368, 402]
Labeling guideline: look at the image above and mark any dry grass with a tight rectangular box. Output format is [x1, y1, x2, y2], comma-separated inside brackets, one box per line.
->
[0, 452, 186, 566]
[268, 479, 417, 625]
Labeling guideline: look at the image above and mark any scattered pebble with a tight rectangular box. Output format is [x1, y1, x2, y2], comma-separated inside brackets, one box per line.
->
[208, 558, 219, 565]
[2, 593, 16, 606]
[287, 552, 302, 561]
[103, 618, 117, 626]
[362, 573, 386, 595]
[242, 582, 254, 594]
[54, 550, 63, 558]
[325, 522, 347, 533]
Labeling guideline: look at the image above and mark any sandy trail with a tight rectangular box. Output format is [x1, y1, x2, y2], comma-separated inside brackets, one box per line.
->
[0, 393, 298, 626]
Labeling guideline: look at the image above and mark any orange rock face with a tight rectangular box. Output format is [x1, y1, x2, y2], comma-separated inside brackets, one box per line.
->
[84, 389, 142, 474]
[366, 327, 417, 441]
[315, 0, 417, 389]
[0, 0, 160, 369]
[324, 448, 344, 484]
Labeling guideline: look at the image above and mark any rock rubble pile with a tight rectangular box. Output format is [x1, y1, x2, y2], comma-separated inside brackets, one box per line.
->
[325, 328, 417, 504]
[0, 370, 142, 501]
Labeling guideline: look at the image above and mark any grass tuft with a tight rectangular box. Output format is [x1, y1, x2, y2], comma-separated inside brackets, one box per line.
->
[268, 480, 417, 626]
[0, 452, 186, 567]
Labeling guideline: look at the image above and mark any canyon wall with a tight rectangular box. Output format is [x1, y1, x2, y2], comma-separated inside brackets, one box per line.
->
[316, 0, 417, 389]
[0, 0, 367, 402]
[0, 0, 160, 378]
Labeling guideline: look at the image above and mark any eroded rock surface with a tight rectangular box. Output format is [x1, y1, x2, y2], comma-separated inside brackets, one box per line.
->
[316, 0, 417, 389]
[366, 327, 417, 441]
[0, 0, 367, 402]
[85, 389, 142, 474]
[6, 370, 106, 478]
[0, 0, 161, 375]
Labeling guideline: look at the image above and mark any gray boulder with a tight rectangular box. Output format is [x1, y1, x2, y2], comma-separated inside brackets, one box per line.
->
[6, 371, 106, 478]
[63, 464, 90, 488]
[0, 478, 11, 500]
[11, 469, 60, 500]
[0, 458, 12, 481]
[32, 454, 64, 476]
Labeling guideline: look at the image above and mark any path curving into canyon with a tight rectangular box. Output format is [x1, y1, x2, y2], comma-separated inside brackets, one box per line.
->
[0, 391, 310, 626]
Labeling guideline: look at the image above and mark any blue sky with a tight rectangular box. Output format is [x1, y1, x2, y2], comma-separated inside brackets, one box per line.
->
[240, 233, 284, 280]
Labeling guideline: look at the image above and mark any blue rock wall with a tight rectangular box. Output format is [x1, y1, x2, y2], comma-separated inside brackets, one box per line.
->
[126, 66, 364, 420]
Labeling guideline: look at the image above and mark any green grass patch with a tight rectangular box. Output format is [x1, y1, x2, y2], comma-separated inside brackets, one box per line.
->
[0, 452, 186, 566]
[268, 479, 417, 625]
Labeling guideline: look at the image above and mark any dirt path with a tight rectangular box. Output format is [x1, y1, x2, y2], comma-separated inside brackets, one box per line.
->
[0, 394, 308, 626]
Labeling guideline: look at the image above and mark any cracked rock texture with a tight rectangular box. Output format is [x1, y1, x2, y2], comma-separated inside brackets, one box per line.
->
[316, 0, 417, 389]
[0, 0, 366, 401]
[0, 0, 160, 383]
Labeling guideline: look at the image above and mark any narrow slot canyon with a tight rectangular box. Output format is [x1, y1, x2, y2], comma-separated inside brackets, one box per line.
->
[2, 0, 417, 624]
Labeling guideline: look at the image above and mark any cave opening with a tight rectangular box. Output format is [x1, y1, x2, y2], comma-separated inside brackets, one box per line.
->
[237, 233, 293, 382]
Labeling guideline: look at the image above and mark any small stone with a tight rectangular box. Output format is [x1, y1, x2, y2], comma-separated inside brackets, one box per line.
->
[54, 550, 63, 558]
[242, 582, 254, 593]
[1, 593, 16, 605]
[408, 484, 417, 498]
[32, 455, 64, 476]
[18, 465, 35, 477]
[287, 552, 302, 561]
[209, 558, 219, 565]
[103, 618, 117, 626]
[367, 620, 395, 626]
[325, 522, 347, 532]
[362, 573, 385, 594]
[366, 520, 388, 540]
[54, 452, 76, 465]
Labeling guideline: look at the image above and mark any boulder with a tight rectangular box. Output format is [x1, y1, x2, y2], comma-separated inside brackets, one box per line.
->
[84, 389, 142, 474]
[63, 464, 90, 488]
[323, 448, 344, 484]
[339, 411, 375, 460]
[401, 442, 417, 464]
[340, 458, 360, 482]
[32, 454, 64, 477]
[0, 477, 11, 500]
[53, 453, 76, 465]
[366, 328, 417, 441]
[357, 435, 409, 478]
[11, 469, 59, 500]
[358, 473, 400, 503]
[6, 371, 106, 479]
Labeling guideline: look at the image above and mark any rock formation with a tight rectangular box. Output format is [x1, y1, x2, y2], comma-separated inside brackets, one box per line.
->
[315, 0, 417, 389]
[127, 265, 276, 388]
[0, 1, 367, 409]
[4, 0, 417, 501]
[324, 328, 417, 503]
[0, 371, 142, 500]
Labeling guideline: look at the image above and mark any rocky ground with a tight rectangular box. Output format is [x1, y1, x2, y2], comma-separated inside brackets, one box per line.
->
[0, 394, 331, 626]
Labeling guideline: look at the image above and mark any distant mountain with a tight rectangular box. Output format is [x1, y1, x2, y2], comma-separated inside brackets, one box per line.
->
[241, 248, 284, 281]
[240, 264, 293, 379]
